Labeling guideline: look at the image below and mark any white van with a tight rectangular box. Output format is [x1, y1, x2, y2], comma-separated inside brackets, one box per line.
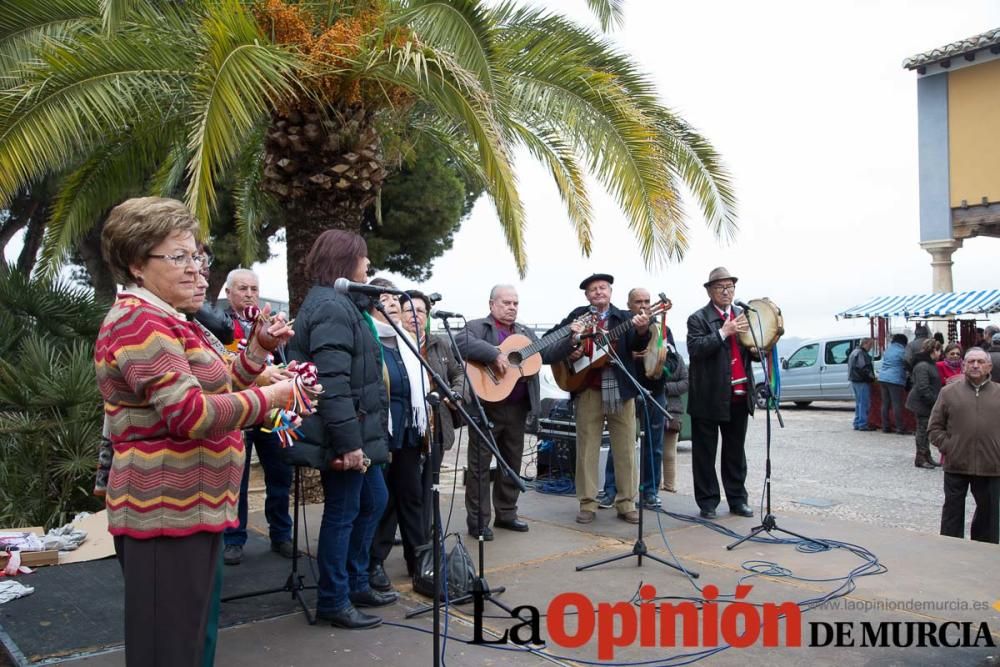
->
[754, 335, 882, 408]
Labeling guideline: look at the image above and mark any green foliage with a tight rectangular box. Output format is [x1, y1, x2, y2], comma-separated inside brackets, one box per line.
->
[365, 142, 482, 281]
[0, 0, 738, 284]
[0, 264, 106, 528]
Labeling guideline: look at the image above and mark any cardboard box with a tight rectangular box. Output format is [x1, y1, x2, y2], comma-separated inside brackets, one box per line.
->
[0, 526, 59, 569]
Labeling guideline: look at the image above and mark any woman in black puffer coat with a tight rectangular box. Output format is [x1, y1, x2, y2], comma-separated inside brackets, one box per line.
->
[287, 229, 394, 630]
[904, 338, 943, 469]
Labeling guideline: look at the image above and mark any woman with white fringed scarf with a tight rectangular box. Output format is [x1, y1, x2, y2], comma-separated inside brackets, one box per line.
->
[366, 277, 431, 592]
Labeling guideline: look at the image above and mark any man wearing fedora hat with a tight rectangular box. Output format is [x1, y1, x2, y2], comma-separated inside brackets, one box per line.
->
[687, 267, 756, 520]
[545, 273, 650, 525]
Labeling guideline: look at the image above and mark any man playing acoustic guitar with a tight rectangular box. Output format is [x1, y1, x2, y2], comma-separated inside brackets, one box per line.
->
[457, 285, 557, 539]
[546, 274, 650, 525]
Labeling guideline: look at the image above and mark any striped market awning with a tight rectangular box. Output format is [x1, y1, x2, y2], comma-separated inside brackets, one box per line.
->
[837, 290, 1000, 319]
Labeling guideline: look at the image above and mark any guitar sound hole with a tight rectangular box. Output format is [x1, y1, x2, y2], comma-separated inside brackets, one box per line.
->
[507, 351, 523, 366]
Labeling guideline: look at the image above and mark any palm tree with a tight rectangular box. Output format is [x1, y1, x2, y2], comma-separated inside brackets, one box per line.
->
[0, 0, 737, 310]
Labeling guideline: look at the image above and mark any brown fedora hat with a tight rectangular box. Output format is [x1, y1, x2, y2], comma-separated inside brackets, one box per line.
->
[703, 266, 738, 288]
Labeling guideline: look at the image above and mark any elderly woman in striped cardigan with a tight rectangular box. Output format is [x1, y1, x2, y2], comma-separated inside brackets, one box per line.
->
[95, 197, 310, 667]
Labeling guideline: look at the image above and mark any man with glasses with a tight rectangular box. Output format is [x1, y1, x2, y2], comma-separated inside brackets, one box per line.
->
[687, 267, 756, 520]
[456, 285, 553, 538]
[220, 269, 295, 565]
[929, 348, 1000, 544]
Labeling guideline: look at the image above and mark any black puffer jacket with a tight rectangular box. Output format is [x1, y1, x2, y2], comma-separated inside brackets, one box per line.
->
[904, 352, 942, 417]
[286, 286, 389, 469]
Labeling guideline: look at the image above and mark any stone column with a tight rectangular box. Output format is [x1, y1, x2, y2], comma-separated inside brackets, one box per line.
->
[920, 239, 962, 292]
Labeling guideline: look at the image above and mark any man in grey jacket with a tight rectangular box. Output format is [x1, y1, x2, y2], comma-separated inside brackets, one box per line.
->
[456, 285, 555, 539]
[928, 348, 1000, 544]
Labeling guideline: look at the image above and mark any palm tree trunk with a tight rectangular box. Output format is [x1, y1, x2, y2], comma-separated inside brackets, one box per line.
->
[284, 201, 367, 314]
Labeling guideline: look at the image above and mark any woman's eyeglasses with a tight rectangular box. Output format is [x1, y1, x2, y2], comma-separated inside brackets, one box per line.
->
[148, 252, 213, 268]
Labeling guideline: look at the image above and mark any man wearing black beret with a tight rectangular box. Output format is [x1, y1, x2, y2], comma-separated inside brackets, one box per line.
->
[545, 274, 650, 525]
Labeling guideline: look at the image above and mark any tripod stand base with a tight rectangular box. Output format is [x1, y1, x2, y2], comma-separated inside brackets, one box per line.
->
[576, 539, 699, 578]
[221, 572, 318, 625]
[406, 580, 509, 618]
[726, 514, 825, 551]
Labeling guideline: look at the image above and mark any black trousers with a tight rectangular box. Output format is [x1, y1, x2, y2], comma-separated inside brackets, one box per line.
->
[940, 472, 1000, 544]
[114, 532, 222, 667]
[691, 400, 749, 511]
[371, 446, 426, 571]
[466, 400, 529, 531]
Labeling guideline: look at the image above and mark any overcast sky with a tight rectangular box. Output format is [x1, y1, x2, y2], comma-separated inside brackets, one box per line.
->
[8, 1, 1000, 340]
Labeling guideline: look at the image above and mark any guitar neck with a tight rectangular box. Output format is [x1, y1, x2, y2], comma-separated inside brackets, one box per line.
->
[519, 324, 574, 357]
[598, 317, 634, 344]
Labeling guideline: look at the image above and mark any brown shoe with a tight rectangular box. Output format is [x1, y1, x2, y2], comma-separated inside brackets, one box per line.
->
[575, 510, 596, 524]
[618, 510, 639, 524]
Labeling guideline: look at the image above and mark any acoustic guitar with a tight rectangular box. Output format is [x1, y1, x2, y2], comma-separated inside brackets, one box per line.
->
[551, 297, 671, 394]
[465, 314, 595, 402]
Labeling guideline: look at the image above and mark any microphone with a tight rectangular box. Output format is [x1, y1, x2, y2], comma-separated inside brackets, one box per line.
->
[427, 292, 443, 305]
[430, 308, 464, 320]
[333, 277, 405, 297]
[735, 300, 756, 313]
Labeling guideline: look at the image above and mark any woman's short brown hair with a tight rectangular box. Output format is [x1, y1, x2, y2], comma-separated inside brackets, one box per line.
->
[101, 197, 201, 285]
[921, 338, 941, 355]
[305, 229, 367, 286]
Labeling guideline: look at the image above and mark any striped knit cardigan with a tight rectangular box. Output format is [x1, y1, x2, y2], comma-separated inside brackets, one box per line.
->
[95, 290, 271, 539]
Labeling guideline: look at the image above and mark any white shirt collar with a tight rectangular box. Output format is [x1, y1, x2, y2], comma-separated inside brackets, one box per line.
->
[121, 285, 185, 319]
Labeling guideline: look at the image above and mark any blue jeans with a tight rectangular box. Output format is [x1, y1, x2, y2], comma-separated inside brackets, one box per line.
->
[224, 428, 293, 547]
[851, 382, 871, 429]
[316, 466, 388, 613]
[603, 392, 666, 500]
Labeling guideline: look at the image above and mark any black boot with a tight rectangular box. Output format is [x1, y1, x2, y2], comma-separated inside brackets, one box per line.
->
[368, 561, 393, 592]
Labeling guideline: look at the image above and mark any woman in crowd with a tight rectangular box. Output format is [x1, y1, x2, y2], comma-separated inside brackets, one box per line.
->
[287, 230, 394, 630]
[364, 280, 434, 591]
[96, 197, 300, 666]
[878, 333, 910, 434]
[661, 345, 689, 493]
[368, 290, 465, 591]
[905, 338, 943, 469]
[937, 342, 964, 385]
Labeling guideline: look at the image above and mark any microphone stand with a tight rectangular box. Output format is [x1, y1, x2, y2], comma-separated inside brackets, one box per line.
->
[727, 306, 821, 550]
[422, 390, 444, 666]
[368, 305, 524, 624]
[220, 343, 316, 624]
[575, 333, 699, 578]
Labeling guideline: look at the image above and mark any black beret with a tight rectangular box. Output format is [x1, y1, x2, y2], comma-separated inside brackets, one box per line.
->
[579, 273, 614, 290]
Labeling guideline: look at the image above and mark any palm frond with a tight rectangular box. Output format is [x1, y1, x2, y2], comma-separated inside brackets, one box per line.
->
[397, 0, 500, 96]
[232, 122, 277, 265]
[656, 112, 738, 243]
[184, 0, 303, 232]
[99, 0, 146, 34]
[0, 0, 100, 86]
[511, 120, 593, 255]
[148, 141, 189, 198]
[36, 120, 176, 278]
[0, 25, 192, 206]
[375, 40, 527, 271]
[584, 0, 625, 31]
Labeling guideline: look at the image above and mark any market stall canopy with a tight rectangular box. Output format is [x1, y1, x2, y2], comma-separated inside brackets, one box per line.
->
[836, 290, 1000, 319]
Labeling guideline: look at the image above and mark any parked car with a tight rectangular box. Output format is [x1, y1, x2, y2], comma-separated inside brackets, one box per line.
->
[754, 335, 882, 408]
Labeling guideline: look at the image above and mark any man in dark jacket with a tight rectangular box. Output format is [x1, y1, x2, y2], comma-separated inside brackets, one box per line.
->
[546, 274, 650, 525]
[848, 338, 876, 431]
[686, 267, 756, 520]
[928, 348, 1000, 544]
[988, 332, 1000, 383]
[219, 269, 294, 566]
[456, 285, 556, 538]
[903, 323, 930, 371]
